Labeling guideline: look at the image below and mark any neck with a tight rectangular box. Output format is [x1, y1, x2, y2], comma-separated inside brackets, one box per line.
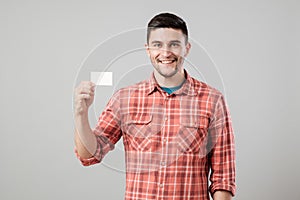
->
[154, 69, 186, 87]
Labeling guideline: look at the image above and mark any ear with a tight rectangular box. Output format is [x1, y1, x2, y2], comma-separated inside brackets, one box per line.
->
[145, 43, 150, 57]
[184, 42, 191, 57]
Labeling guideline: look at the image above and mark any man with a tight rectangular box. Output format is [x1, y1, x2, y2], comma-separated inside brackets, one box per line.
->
[74, 13, 236, 200]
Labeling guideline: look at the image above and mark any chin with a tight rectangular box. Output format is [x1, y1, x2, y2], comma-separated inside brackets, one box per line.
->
[157, 67, 179, 78]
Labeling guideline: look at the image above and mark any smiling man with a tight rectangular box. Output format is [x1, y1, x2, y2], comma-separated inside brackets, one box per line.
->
[74, 13, 236, 200]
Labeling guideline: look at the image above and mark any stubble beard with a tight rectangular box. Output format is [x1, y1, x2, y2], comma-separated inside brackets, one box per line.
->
[156, 65, 179, 78]
[152, 58, 183, 78]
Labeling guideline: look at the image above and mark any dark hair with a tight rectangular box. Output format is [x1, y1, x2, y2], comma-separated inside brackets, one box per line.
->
[147, 13, 188, 44]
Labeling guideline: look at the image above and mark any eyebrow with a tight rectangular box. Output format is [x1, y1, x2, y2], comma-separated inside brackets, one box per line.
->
[151, 40, 182, 44]
[169, 40, 181, 43]
[151, 41, 161, 44]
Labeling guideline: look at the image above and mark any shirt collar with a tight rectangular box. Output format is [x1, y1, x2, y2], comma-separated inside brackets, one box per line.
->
[147, 69, 198, 96]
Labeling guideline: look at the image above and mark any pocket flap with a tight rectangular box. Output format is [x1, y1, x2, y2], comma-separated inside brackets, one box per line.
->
[124, 114, 152, 125]
[180, 115, 208, 129]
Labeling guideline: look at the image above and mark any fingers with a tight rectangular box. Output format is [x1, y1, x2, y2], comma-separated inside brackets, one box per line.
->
[75, 81, 96, 95]
[74, 81, 96, 115]
[79, 87, 95, 96]
[74, 81, 96, 103]
[78, 93, 93, 100]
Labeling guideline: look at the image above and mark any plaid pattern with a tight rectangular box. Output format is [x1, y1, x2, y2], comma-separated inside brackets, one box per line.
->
[76, 70, 236, 199]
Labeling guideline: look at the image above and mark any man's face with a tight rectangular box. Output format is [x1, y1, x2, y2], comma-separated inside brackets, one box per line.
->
[146, 28, 191, 78]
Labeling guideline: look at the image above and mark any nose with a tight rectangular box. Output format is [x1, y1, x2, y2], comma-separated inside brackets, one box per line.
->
[160, 46, 172, 57]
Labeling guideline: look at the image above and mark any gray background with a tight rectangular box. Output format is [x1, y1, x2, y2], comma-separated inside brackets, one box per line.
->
[1, 0, 299, 199]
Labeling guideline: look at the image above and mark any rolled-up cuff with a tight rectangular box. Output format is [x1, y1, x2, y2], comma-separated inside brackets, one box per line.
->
[209, 182, 236, 197]
[74, 148, 100, 166]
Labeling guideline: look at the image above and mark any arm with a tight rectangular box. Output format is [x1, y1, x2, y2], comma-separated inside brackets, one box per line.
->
[73, 81, 97, 159]
[213, 190, 232, 200]
[74, 113, 97, 159]
[73, 81, 122, 166]
[209, 95, 236, 197]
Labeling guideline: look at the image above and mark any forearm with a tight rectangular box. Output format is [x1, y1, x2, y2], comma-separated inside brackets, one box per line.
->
[213, 191, 232, 200]
[74, 113, 97, 159]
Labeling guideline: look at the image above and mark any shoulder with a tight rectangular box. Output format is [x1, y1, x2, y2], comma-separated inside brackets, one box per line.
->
[190, 76, 223, 99]
[190, 76, 230, 115]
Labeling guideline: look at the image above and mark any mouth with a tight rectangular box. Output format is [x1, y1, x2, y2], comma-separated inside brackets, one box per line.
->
[157, 58, 177, 64]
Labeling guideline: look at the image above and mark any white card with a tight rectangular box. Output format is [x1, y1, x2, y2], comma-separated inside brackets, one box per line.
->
[90, 72, 113, 86]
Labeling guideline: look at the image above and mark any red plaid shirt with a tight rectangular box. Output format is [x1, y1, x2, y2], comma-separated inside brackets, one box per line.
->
[76, 70, 236, 199]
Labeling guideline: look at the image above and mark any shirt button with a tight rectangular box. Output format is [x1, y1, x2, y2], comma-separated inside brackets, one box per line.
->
[160, 161, 166, 166]
[162, 138, 167, 143]
[159, 184, 163, 188]
[165, 117, 168, 121]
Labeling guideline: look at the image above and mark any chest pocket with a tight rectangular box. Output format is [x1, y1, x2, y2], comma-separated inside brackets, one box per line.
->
[177, 115, 209, 155]
[122, 114, 155, 151]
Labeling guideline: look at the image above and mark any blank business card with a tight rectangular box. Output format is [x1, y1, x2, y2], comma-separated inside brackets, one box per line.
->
[90, 72, 113, 86]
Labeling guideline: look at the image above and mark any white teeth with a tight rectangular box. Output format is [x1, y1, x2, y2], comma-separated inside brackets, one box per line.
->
[160, 60, 174, 64]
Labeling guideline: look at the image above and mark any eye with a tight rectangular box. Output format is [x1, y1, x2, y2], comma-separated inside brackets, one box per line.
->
[170, 42, 180, 47]
[153, 43, 161, 48]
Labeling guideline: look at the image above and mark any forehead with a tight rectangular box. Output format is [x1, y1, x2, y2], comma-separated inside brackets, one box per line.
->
[148, 28, 186, 42]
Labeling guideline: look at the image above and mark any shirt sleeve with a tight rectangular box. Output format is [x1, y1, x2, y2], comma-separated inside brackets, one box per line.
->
[208, 95, 236, 196]
[75, 147, 100, 166]
[75, 90, 122, 167]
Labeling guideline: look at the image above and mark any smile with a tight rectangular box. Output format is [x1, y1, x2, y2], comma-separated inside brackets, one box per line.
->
[158, 59, 176, 64]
